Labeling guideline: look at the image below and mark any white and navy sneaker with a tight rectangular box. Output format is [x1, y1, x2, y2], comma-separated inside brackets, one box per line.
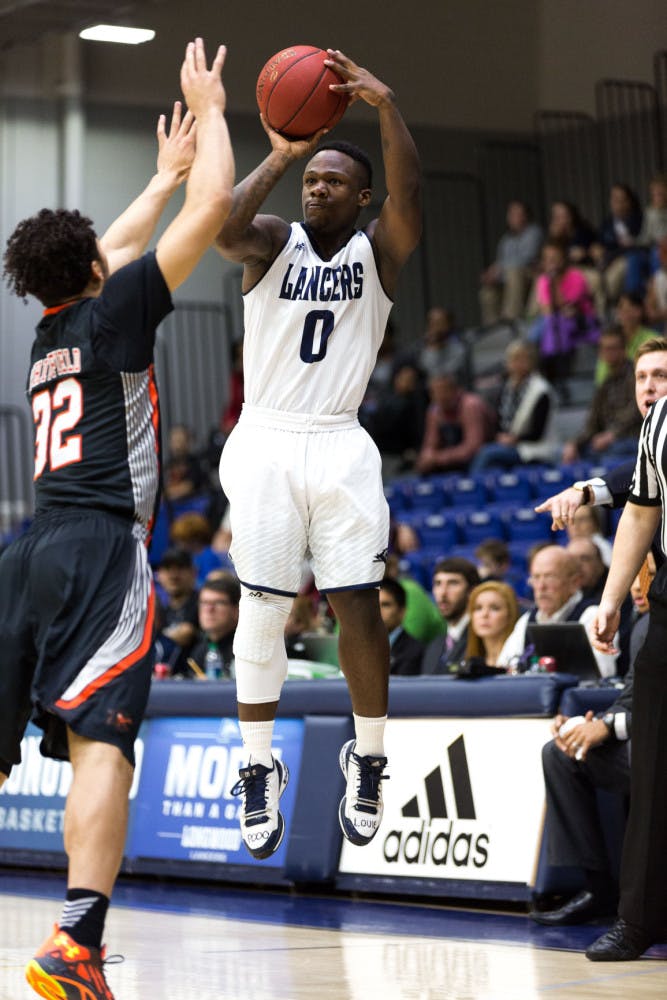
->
[338, 739, 388, 846]
[231, 756, 289, 860]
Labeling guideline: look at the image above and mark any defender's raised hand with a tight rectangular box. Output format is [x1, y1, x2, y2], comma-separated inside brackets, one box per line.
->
[156, 101, 196, 185]
[180, 37, 227, 117]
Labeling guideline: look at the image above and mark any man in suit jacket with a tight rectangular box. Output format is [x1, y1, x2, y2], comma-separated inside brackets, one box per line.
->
[531, 664, 633, 927]
[379, 579, 425, 676]
[420, 558, 481, 674]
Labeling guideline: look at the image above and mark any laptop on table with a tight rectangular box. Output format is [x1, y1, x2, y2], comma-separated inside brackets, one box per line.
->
[525, 622, 601, 681]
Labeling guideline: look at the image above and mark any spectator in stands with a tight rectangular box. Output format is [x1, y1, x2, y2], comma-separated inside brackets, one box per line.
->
[464, 581, 519, 668]
[475, 538, 512, 582]
[645, 235, 667, 332]
[185, 574, 240, 679]
[566, 538, 607, 603]
[155, 546, 200, 656]
[626, 173, 667, 298]
[530, 239, 600, 395]
[561, 329, 643, 466]
[379, 578, 425, 676]
[170, 510, 229, 587]
[284, 594, 324, 659]
[470, 340, 557, 471]
[163, 423, 206, 504]
[479, 199, 543, 326]
[220, 336, 244, 437]
[415, 372, 495, 475]
[565, 505, 613, 567]
[384, 553, 446, 645]
[596, 293, 656, 384]
[589, 183, 643, 310]
[501, 545, 618, 677]
[415, 306, 467, 382]
[421, 557, 481, 673]
[362, 358, 428, 477]
[547, 199, 597, 268]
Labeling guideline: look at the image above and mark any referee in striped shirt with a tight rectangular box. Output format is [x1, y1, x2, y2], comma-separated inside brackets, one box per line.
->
[587, 339, 667, 961]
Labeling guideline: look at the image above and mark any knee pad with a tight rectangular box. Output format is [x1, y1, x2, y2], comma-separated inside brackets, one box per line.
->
[233, 589, 292, 703]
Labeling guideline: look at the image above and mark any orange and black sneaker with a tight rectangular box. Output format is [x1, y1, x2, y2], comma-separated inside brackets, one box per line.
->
[25, 925, 118, 1000]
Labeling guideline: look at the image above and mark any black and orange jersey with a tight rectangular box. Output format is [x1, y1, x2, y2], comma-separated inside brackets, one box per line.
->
[26, 252, 173, 539]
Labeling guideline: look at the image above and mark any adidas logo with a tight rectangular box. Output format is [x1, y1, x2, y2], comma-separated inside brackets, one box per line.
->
[383, 735, 489, 869]
[401, 734, 475, 821]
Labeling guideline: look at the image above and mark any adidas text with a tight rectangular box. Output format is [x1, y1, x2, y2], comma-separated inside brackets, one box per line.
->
[383, 820, 489, 868]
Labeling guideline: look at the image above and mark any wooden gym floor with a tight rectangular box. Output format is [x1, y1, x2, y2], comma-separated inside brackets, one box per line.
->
[1, 871, 665, 999]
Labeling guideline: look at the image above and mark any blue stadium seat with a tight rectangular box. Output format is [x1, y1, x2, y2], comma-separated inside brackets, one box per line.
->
[447, 475, 487, 509]
[508, 507, 552, 543]
[416, 513, 459, 550]
[489, 472, 534, 504]
[410, 479, 447, 513]
[458, 510, 506, 545]
[384, 480, 413, 515]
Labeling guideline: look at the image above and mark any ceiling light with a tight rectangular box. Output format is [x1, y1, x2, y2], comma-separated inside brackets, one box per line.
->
[79, 25, 155, 45]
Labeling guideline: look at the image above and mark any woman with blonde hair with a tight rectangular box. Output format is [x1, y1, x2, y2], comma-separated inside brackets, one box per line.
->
[464, 580, 520, 668]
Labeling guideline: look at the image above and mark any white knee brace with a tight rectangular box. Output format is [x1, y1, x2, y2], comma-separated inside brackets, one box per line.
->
[233, 588, 292, 703]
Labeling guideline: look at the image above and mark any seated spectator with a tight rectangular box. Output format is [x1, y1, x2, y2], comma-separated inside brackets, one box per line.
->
[534, 200, 600, 317]
[284, 594, 324, 658]
[626, 173, 667, 298]
[589, 183, 643, 310]
[415, 306, 467, 382]
[363, 359, 429, 477]
[163, 424, 206, 504]
[530, 661, 634, 926]
[416, 372, 496, 476]
[595, 293, 656, 384]
[155, 546, 200, 657]
[561, 329, 643, 466]
[548, 199, 597, 265]
[479, 200, 543, 326]
[384, 554, 446, 645]
[185, 574, 241, 679]
[220, 336, 244, 437]
[475, 538, 512, 581]
[501, 544, 618, 677]
[566, 538, 607, 602]
[529, 239, 600, 394]
[644, 235, 667, 332]
[170, 510, 231, 587]
[470, 340, 557, 471]
[379, 578, 425, 676]
[529, 556, 654, 927]
[464, 581, 520, 668]
[421, 557, 481, 674]
[565, 505, 613, 567]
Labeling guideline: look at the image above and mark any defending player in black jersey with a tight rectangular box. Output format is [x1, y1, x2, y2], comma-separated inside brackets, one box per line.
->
[0, 39, 234, 1000]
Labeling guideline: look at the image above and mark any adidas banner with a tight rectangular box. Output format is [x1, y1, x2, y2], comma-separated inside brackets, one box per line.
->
[339, 718, 551, 885]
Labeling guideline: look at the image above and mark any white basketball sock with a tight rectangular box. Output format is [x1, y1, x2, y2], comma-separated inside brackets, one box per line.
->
[353, 713, 387, 758]
[239, 719, 275, 768]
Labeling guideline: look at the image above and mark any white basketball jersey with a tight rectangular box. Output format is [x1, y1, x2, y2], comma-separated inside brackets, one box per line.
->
[242, 222, 393, 415]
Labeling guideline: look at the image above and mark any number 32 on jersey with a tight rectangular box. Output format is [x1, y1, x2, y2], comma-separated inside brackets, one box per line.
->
[32, 376, 83, 478]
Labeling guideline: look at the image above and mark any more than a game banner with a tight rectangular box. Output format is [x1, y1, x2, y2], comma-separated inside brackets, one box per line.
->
[127, 716, 304, 867]
[0, 722, 145, 853]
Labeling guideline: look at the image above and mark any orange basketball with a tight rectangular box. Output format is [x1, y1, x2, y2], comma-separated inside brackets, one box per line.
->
[256, 45, 349, 139]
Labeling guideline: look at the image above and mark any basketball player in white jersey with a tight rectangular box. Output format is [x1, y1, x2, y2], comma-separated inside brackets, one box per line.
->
[216, 48, 421, 858]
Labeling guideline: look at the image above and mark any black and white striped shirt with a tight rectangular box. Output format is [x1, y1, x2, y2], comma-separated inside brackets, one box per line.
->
[629, 396, 667, 543]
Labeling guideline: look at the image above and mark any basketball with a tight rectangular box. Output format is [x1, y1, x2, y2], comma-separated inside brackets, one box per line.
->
[256, 45, 349, 139]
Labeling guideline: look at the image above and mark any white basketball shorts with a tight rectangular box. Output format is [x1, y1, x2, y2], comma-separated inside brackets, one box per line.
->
[219, 405, 389, 595]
